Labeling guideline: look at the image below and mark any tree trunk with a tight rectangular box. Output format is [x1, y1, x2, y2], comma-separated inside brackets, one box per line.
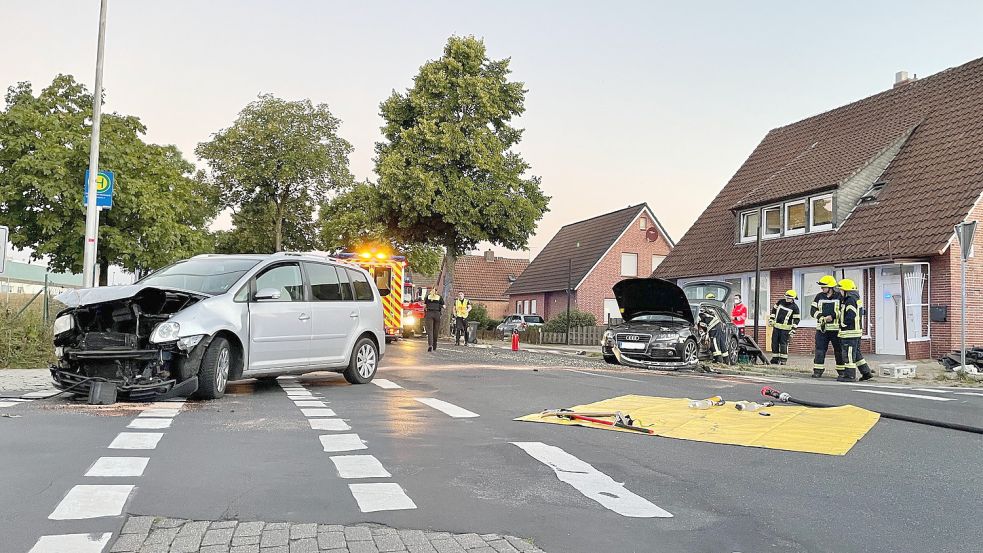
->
[98, 258, 110, 287]
[273, 202, 284, 252]
[439, 247, 457, 338]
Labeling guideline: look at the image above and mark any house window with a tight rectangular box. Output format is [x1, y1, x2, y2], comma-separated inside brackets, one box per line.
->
[652, 255, 665, 271]
[810, 194, 834, 231]
[793, 267, 834, 326]
[763, 206, 781, 238]
[531, 299, 538, 314]
[603, 299, 620, 323]
[785, 200, 806, 236]
[621, 253, 638, 277]
[639, 217, 647, 230]
[516, 301, 521, 313]
[740, 211, 759, 243]
[523, 300, 530, 314]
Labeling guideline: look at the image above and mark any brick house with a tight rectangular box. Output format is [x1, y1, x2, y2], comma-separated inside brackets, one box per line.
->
[507, 204, 674, 323]
[654, 58, 983, 360]
[436, 251, 530, 320]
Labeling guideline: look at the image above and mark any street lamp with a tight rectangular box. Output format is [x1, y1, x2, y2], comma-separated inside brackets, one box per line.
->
[82, 0, 109, 288]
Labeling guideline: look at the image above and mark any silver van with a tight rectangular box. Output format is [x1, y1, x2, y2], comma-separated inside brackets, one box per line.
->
[50, 253, 386, 401]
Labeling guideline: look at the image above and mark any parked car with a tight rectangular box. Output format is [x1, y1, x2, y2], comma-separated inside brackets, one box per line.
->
[50, 253, 387, 401]
[601, 278, 740, 369]
[496, 313, 546, 335]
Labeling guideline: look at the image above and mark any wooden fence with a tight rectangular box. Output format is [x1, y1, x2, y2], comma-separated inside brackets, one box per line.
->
[476, 326, 609, 346]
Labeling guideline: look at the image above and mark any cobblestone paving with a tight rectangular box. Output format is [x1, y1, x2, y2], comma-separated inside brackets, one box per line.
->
[112, 516, 547, 553]
[0, 368, 52, 392]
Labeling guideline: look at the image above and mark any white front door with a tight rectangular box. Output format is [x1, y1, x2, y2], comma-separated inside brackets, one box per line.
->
[877, 267, 905, 355]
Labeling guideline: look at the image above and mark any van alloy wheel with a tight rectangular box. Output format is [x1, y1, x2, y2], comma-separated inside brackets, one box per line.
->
[357, 343, 377, 379]
[216, 347, 230, 391]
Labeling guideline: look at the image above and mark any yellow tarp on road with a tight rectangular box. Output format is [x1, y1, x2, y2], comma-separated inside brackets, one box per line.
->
[516, 394, 880, 456]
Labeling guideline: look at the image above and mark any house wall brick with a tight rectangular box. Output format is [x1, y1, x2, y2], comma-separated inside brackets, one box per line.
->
[577, 213, 673, 322]
[478, 300, 512, 320]
[930, 201, 983, 358]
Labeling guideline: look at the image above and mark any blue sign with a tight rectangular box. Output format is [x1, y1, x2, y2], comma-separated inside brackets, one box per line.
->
[83, 170, 114, 208]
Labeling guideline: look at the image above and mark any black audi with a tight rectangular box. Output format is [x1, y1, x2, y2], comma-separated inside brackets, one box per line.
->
[600, 278, 740, 369]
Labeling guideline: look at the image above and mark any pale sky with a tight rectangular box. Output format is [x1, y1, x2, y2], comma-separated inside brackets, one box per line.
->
[3, 0, 983, 264]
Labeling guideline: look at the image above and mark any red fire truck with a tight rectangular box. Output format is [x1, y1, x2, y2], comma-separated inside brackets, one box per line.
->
[337, 252, 406, 342]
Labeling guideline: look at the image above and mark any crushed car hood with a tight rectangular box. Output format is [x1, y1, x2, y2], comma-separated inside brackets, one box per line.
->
[56, 284, 209, 308]
[613, 278, 695, 325]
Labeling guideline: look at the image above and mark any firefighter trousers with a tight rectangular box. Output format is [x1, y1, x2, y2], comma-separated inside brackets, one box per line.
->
[425, 313, 442, 350]
[840, 337, 871, 379]
[771, 328, 790, 364]
[814, 331, 844, 375]
[709, 327, 727, 362]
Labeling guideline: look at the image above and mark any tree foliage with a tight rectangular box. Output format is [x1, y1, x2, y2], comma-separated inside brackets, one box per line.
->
[374, 35, 549, 307]
[197, 95, 353, 252]
[0, 75, 219, 282]
[318, 181, 443, 276]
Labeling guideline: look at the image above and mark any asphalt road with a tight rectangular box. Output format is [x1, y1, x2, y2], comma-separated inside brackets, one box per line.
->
[2, 339, 982, 553]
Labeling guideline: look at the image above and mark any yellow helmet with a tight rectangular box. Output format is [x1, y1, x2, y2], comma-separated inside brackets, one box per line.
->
[784, 289, 797, 299]
[817, 275, 837, 288]
[838, 278, 858, 292]
[705, 293, 716, 300]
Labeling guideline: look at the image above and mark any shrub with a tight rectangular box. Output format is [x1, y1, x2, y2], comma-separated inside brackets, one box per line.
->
[0, 308, 54, 369]
[467, 303, 499, 330]
[543, 309, 597, 332]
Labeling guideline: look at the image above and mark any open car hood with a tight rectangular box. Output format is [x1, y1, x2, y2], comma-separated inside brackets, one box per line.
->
[613, 278, 695, 325]
[56, 284, 209, 308]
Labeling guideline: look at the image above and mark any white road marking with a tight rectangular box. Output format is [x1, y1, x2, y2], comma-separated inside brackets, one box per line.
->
[49, 485, 134, 519]
[563, 369, 643, 383]
[287, 392, 318, 398]
[512, 442, 673, 518]
[108, 432, 164, 449]
[956, 392, 983, 397]
[127, 418, 172, 429]
[21, 390, 59, 398]
[348, 483, 417, 512]
[137, 408, 180, 418]
[309, 419, 351, 431]
[371, 379, 403, 389]
[853, 390, 956, 401]
[319, 434, 367, 452]
[330, 455, 392, 478]
[913, 388, 954, 393]
[301, 408, 337, 417]
[28, 533, 112, 553]
[85, 457, 149, 477]
[294, 400, 329, 407]
[0, 401, 19, 408]
[414, 397, 479, 418]
[148, 401, 184, 409]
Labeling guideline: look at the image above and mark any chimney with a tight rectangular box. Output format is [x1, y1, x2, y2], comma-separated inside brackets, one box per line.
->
[484, 249, 495, 262]
[894, 70, 915, 88]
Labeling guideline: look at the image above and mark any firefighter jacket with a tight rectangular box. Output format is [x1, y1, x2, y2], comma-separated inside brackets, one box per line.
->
[811, 291, 842, 333]
[769, 300, 800, 331]
[454, 298, 472, 318]
[840, 291, 863, 338]
[424, 294, 444, 313]
[731, 303, 748, 327]
[699, 309, 721, 331]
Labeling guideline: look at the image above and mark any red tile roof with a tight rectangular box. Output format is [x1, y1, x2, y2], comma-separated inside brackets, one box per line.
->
[442, 254, 529, 301]
[657, 57, 983, 278]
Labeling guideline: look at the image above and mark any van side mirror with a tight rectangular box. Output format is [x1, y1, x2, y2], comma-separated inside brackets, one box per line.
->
[255, 288, 282, 301]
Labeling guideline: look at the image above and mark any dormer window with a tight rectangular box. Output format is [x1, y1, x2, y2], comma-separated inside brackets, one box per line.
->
[738, 192, 835, 243]
[810, 194, 834, 231]
[784, 200, 806, 236]
[740, 211, 760, 243]
[763, 206, 782, 238]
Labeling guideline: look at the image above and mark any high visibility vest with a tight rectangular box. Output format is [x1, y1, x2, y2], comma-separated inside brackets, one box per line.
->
[454, 299, 471, 318]
[840, 296, 863, 338]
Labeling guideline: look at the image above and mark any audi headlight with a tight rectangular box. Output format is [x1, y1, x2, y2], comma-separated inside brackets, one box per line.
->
[150, 321, 181, 343]
[53, 315, 74, 336]
[601, 330, 613, 346]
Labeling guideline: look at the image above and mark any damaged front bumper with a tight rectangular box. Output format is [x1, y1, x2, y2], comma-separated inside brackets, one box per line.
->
[605, 339, 698, 371]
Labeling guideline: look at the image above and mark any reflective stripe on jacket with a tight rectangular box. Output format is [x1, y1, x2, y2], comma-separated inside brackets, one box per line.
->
[811, 291, 842, 333]
[769, 300, 800, 331]
[840, 292, 863, 338]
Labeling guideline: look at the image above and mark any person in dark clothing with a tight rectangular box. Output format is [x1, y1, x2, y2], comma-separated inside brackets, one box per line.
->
[698, 306, 727, 363]
[423, 290, 445, 352]
[769, 290, 800, 365]
[837, 278, 873, 382]
[811, 275, 845, 379]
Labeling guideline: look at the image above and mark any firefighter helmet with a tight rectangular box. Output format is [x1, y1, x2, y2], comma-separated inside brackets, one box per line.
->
[705, 293, 716, 300]
[838, 278, 858, 292]
[817, 275, 837, 288]
[785, 289, 797, 299]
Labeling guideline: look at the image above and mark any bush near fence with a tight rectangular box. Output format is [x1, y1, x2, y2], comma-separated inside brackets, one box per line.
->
[1, 292, 64, 369]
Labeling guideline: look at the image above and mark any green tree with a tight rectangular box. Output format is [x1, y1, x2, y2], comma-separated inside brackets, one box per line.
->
[0, 75, 219, 284]
[197, 94, 353, 252]
[318, 181, 443, 276]
[374, 36, 549, 331]
[215, 200, 319, 254]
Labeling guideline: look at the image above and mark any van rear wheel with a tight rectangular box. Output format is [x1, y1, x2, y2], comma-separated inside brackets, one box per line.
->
[344, 337, 378, 384]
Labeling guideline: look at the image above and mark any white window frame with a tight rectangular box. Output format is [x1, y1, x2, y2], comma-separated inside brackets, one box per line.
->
[810, 194, 834, 232]
[523, 300, 530, 314]
[678, 272, 770, 326]
[739, 211, 759, 243]
[784, 200, 807, 236]
[639, 217, 647, 230]
[531, 299, 538, 314]
[762, 206, 782, 239]
[792, 267, 835, 327]
[516, 301, 521, 313]
[621, 253, 638, 277]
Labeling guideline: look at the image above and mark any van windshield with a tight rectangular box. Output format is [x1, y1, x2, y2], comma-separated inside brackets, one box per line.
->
[139, 259, 260, 295]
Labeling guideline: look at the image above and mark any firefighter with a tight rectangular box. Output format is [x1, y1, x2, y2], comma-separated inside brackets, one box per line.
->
[731, 294, 748, 335]
[699, 305, 727, 363]
[769, 290, 800, 365]
[423, 290, 445, 352]
[453, 292, 472, 346]
[811, 276, 845, 378]
[838, 278, 873, 382]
